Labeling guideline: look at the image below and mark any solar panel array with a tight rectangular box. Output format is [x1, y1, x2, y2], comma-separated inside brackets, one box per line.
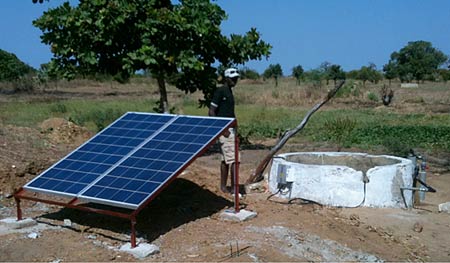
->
[25, 112, 234, 209]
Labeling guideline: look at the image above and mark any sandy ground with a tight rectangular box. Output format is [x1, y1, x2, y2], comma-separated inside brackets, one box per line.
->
[1, 119, 450, 262]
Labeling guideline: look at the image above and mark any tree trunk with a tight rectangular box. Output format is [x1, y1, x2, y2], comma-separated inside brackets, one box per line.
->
[246, 80, 346, 184]
[157, 76, 169, 113]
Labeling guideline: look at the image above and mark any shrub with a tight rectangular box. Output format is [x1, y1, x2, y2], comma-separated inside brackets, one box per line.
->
[367, 92, 378, 102]
[335, 80, 360, 98]
[323, 117, 357, 151]
[50, 102, 68, 113]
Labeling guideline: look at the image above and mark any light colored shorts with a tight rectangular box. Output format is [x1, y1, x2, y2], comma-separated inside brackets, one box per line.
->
[219, 128, 239, 164]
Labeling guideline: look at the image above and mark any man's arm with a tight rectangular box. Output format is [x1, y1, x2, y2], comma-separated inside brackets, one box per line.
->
[208, 105, 217, 117]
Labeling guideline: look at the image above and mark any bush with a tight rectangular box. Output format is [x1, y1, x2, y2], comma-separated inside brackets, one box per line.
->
[367, 92, 378, 102]
[335, 80, 360, 98]
[50, 102, 68, 113]
[239, 67, 260, 80]
[323, 117, 357, 151]
[68, 108, 125, 131]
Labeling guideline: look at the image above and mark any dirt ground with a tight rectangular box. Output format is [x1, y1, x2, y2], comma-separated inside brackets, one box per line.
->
[0, 117, 449, 262]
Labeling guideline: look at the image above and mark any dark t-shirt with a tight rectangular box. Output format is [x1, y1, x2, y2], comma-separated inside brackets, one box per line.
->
[210, 85, 235, 117]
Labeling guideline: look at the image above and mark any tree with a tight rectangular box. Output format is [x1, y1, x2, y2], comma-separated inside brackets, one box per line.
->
[292, 65, 304, 85]
[33, 0, 271, 112]
[382, 61, 397, 86]
[239, 67, 260, 80]
[357, 63, 382, 88]
[263, 63, 283, 87]
[319, 61, 332, 85]
[0, 49, 35, 81]
[346, 69, 359, 80]
[386, 40, 448, 83]
[304, 68, 323, 88]
[328, 64, 346, 85]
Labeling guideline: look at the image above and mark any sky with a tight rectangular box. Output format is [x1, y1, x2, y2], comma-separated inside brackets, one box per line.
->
[1, 0, 450, 74]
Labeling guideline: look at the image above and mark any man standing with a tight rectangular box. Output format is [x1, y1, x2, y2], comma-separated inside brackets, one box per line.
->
[208, 68, 239, 194]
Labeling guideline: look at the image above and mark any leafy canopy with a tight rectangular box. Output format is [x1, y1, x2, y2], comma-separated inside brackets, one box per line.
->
[33, 0, 271, 109]
[357, 63, 382, 87]
[0, 49, 35, 81]
[263, 63, 283, 87]
[385, 40, 448, 82]
[292, 65, 304, 85]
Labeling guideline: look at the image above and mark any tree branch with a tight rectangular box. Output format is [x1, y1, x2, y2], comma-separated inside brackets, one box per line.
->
[246, 80, 346, 184]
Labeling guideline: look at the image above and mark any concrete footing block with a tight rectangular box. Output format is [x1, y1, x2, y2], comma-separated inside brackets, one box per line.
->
[119, 243, 159, 259]
[438, 202, 450, 213]
[219, 209, 257, 222]
[0, 218, 37, 229]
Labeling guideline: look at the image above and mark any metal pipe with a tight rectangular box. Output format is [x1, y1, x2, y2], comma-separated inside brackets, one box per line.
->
[15, 195, 22, 221]
[234, 122, 240, 213]
[131, 217, 137, 248]
[401, 187, 432, 192]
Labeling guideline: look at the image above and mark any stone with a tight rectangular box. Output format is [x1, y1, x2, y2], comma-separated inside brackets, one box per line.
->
[27, 232, 39, 239]
[0, 217, 37, 229]
[63, 219, 72, 227]
[219, 209, 257, 222]
[413, 222, 423, 233]
[438, 202, 450, 213]
[119, 243, 160, 259]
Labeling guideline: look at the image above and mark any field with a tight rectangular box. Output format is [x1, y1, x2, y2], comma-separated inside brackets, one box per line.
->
[1, 78, 450, 261]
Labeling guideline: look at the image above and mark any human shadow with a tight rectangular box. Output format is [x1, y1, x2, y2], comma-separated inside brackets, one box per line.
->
[39, 178, 233, 243]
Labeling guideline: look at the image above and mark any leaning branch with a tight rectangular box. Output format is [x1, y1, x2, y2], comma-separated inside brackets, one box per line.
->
[246, 80, 346, 184]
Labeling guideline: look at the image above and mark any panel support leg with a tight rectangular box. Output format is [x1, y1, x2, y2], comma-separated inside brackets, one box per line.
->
[15, 196, 22, 221]
[234, 124, 240, 213]
[131, 217, 137, 248]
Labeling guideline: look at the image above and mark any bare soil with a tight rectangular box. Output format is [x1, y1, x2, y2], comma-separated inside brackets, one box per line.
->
[1, 82, 450, 261]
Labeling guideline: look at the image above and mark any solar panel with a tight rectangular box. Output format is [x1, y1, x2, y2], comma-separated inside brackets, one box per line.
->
[24, 112, 235, 209]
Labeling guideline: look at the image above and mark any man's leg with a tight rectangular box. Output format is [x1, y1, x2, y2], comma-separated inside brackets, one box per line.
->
[230, 162, 235, 193]
[220, 161, 229, 193]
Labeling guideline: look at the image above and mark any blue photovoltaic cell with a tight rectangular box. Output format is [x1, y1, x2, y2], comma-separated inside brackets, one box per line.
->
[24, 112, 234, 210]
[24, 112, 173, 197]
[79, 115, 234, 208]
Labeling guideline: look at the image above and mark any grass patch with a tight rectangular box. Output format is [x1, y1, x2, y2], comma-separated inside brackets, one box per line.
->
[0, 98, 158, 130]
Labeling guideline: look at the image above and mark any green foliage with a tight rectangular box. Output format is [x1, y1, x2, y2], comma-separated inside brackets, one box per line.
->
[335, 80, 360, 98]
[351, 125, 450, 151]
[263, 63, 283, 86]
[33, 0, 272, 112]
[49, 102, 68, 113]
[381, 136, 410, 157]
[382, 61, 397, 81]
[239, 67, 260, 80]
[0, 49, 35, 82]
[346, 70, 359, 80]
[437, 69, 450, 82]
[323, 117, 357, 150]
[386, 40, 448, 82]
[12, 75, 36, 93]
[356, 63, 383, 87]
[292, 65, 304, 85]
[303, 69, 323, 88]
[328, 64, 346, 84]
[367, 92, 378, 102]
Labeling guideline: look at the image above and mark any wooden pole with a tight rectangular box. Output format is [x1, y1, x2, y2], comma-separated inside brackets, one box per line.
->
[246, 80, 346, 184]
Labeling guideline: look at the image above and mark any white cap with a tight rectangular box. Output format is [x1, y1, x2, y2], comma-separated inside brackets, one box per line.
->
[224, 68, 239, 78]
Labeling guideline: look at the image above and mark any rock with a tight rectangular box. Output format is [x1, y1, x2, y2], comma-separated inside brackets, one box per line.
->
[63, 219, 72, 227]
[27, 232, 39, 239]
[413, 222, 423, 233]
[438, 202, 450, 213]
[119, 243, 160, 259]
